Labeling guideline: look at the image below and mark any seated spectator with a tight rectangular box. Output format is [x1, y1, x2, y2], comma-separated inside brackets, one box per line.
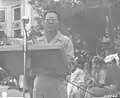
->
[85, 54, 119, 98]
[84, 62, 94, 89]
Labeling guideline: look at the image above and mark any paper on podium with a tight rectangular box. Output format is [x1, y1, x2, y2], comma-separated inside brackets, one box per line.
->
[0, 45, 31, 76]
[29, 44, 71, 76]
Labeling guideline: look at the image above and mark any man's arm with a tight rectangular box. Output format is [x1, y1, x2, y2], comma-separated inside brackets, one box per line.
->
[65, 38, 75, 70]
[66, 38, 74, 60]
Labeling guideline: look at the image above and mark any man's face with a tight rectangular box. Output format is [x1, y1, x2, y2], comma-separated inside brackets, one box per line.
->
[33, 22, 41, 32]
[35, 24, 41, 32]
[94, 64, 101, 72]
[43, 12, 60, 32]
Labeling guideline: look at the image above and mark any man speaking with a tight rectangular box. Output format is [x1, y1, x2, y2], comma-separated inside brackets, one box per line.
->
[32, 10, 74, 98]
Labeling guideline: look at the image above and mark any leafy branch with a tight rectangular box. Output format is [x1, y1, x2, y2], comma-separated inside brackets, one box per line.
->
[28, 0, 119, 19]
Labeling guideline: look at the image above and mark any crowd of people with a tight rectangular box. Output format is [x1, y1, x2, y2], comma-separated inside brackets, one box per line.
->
[67, 52, 120, 98]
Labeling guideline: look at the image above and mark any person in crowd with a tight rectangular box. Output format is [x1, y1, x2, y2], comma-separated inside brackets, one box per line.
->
[104, 53, 120, 92]
[84, 62, 93, 89]
[84, 56, 106, 98]
[91, 56, 105, 87]
[99, 61, 108, 86]
[0, 31, 11, 46]
[83, 61, 95, 98]
[85, 53, 120, 98]
[28, 20, 44, 44]
[67, 65, 85, 98]
[75, 55, 85, 69]
[32, 10, 74, 98]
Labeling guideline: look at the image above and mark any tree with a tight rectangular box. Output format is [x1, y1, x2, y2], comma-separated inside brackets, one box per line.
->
[28, 0, 119, 25]
[28, 0, 119, 28]
[28, 0, 120, 54]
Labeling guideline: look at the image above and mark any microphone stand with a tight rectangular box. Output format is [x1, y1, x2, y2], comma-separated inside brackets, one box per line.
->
[22, 22, 28, 97]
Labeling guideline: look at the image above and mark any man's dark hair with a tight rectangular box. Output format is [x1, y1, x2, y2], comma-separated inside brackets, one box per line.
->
[43, 10, 60, 21]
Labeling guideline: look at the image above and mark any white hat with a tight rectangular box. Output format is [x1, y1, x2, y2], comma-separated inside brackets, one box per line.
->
[104, 53, 119, 64]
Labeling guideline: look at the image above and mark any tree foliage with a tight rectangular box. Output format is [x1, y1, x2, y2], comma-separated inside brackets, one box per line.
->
[28, 0, 119, 54]
[28, 0, 119, 21]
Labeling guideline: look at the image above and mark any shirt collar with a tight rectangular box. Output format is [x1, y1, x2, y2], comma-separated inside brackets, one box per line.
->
[43, 31, 61, 43]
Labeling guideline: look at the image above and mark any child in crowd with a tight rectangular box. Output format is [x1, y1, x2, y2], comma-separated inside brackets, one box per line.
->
[67, 65, 85, 98]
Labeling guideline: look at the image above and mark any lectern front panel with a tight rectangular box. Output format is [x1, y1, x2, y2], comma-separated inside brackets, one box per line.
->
[0, 45, 32, 76]
[2, 51, 24, 75]
[31, 49, 70, 75]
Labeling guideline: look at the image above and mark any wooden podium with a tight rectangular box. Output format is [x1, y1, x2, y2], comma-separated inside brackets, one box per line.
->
[0, 44, 71, 76]
[0, 45, 29, 75]
[30, 44, 70, 75]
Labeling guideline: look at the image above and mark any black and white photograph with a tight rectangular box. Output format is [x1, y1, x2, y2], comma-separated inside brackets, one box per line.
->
[0, 0, 120, 98]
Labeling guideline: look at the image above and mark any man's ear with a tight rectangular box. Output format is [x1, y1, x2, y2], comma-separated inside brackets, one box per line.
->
[59, 23, 62, 31]
[58, 24, 61, 31]
[60, 23, 62, 28]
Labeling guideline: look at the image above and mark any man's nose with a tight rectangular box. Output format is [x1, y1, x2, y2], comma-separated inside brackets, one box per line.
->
[48, 20, 54, 24]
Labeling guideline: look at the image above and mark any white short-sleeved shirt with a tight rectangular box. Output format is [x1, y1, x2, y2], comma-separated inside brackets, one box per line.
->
[70, 68, 85, 84]
[33, 31, 74, 59]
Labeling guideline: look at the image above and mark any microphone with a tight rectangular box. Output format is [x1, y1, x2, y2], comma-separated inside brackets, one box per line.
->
[21, 16, 29, 96]
[21, 16, 29, 27]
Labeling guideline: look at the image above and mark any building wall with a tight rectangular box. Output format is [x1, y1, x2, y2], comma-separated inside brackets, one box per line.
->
[0, 0, 21, 6]
[0, 0, 21, 37]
